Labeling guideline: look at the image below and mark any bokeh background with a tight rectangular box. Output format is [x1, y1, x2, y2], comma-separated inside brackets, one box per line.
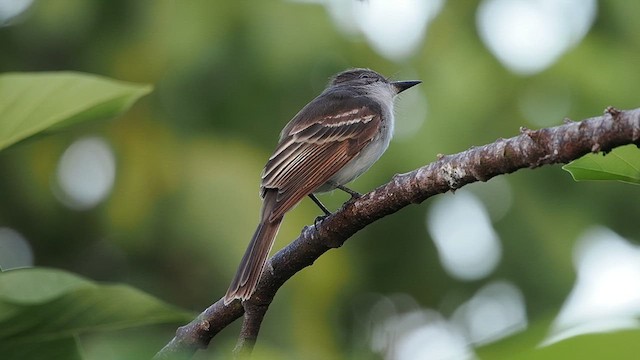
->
[1, 0, 640, 359]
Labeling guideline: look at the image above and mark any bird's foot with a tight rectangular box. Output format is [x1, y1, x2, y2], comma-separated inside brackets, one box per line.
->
[314, 214, 330, 231]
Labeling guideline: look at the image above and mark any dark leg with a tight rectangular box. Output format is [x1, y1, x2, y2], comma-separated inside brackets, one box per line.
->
[335, 184, 361, 199]
[308, 194, 332, 231]
[308, 194, 331, 216]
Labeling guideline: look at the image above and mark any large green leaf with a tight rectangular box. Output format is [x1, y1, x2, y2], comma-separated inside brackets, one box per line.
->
[0, 71, 152, 151]
[562, 145, 640, 185]
[0, 268, 192, 359]
[0, 267, 94, 304]
[477, 315, 640, 359]
[0, 337, 83, 360]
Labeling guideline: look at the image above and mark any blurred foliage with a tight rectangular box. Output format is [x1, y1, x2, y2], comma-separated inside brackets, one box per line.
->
[1, 1, 640, 359]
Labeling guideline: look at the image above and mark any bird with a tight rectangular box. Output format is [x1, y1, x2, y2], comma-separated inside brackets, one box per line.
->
[224, 68, 421, 305]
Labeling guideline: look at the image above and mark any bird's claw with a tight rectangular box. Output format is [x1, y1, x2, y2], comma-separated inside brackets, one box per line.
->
[314, 214, 329, 231]
[348, 191, 362, 200]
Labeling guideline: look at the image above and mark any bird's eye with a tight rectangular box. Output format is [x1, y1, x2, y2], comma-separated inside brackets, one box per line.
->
[359, 73, 371, 79]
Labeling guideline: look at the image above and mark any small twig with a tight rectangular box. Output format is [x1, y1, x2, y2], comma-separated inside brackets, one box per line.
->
[155, 107, 640, 359]
[232, 301, 269, 358]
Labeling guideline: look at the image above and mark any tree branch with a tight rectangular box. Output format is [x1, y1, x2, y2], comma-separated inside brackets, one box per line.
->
[232, 301, 268, 358]
[154, 106, 640, 359]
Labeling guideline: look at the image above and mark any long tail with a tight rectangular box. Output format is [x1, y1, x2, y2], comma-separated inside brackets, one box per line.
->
[224, 193, 283, 304]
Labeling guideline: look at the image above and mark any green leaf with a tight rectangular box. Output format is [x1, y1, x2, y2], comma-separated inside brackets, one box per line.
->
[478, 318, 640, 360]
[476, 315, 552, 359]
[0, 337, 83, 360]
[562, 145, 640, 185]
[0, 71, 152, 151]
[0, 267, 94, 304]
[0, 268, 192, 360]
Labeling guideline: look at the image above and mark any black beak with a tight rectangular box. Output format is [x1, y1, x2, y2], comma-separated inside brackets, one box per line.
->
[392, 80, 421, 94]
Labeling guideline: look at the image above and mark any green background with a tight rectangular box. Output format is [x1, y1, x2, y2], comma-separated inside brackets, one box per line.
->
[1, 1, 639, 359]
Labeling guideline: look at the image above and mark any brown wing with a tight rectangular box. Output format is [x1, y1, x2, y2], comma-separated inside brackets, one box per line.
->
[261, 93, 382, 222]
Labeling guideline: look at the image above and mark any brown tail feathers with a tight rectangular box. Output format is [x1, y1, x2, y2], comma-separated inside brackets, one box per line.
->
[224, 192, 283, 305]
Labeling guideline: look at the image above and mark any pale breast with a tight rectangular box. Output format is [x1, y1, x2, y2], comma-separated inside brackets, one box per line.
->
[315, 110, 394, 193]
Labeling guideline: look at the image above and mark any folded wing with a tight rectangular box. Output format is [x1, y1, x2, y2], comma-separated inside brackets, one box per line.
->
[261, 93, 382, 222]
